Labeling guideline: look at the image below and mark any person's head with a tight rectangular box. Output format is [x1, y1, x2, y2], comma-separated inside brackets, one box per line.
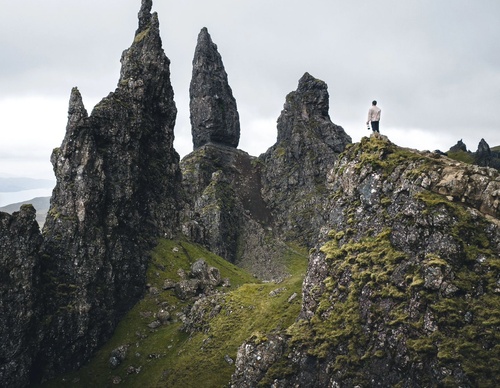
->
[372, 100, 377, 106]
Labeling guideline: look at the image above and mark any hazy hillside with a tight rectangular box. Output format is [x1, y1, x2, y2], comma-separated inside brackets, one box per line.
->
[0, 196, 50, 226]
[0, 177, 54, 192]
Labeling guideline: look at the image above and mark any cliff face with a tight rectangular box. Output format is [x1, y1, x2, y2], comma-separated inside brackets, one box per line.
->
[32, 1, 181, 381]
[181, 27, 278, 277]
[259, 72, 352, 245]
[232, 136, 500, 387]
[0, 206, 42, 387]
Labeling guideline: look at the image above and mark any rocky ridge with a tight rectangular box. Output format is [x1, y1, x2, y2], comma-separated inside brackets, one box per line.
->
[181, 38, 351, 280]
[232, 136, 500, 387]
[447, 138, 500, 170]
[259, 72, 352, 246]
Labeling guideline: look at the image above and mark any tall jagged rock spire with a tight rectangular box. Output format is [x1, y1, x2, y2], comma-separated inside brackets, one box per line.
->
[34, 0, 181, 381]
[190, 27, 240, 149]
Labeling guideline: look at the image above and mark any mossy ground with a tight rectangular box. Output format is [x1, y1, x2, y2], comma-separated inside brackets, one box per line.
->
[287, 223, 500, 385]
[42, 238, 307, 387]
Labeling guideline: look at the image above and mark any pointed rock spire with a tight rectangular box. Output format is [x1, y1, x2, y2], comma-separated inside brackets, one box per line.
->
[37, 0, 181, 379]
[190, 27, 240, 149]
[137, 0, 153, 33]
[475, 138, 492, 167]
[66, 87, 88, 130]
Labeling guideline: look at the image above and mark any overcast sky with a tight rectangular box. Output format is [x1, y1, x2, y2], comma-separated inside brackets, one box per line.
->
[1, 0, 499, 180]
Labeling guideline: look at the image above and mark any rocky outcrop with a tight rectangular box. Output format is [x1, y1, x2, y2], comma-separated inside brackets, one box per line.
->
[190, 27, 240, 149]
[259, 72, 351, 245]
[31, 1, 182, 381]
[232, 136, 500, 387]
[449, 139, 467, 153]
[447, 138, 500, 171]
[182, 73, 351, 279]
[475, 138, 491, 167]
[0, 206, 42, 387]
[180, 143, 289, 280]
[474, 138, 500, 170]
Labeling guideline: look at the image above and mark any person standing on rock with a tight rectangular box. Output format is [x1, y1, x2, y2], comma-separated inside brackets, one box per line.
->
[367, 100, 381, 133]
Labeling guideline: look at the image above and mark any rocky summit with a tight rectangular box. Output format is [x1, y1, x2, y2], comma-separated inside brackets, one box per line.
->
[232, 136, 500, 387]
[1, 1, 499, 387]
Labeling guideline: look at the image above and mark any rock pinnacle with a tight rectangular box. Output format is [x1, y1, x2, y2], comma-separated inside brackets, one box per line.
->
[190, 27, 240, 149]
[137, 0, 153, 33]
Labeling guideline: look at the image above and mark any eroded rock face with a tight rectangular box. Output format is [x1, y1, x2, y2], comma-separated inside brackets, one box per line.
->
[33, 1, 182, 380]
[182, 73, 351, 279]
[259, 72, 351, 245]
[232, 136, 500, 387]
[0, 206, 42, 387]
[190, 27, 240, 149]
[180, 143, 289, 280]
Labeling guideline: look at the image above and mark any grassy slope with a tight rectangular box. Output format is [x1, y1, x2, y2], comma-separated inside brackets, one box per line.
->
[43, 239, 308, 387]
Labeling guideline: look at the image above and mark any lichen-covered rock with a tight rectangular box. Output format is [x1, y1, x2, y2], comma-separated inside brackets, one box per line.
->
[231, 334, 288, 388]
[32, 0, 182, 381]
[182, 73, 351, 279]
[233, 136, 500, 387]
[190, 27, 240, 149]
[259, 72, 351, 245]
[0, 206, 42, 387]
[180, 143, 289, 280]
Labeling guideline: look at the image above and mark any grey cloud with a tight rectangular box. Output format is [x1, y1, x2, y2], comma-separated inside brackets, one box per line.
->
[1, 0, 499, 179]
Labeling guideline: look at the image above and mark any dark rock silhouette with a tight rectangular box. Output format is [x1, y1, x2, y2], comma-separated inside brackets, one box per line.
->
[190, 27, 240, 149]
[259, 72, 352, 245]
[474, 138, 492, 167]
[0, 206, 42, 387]
[449, 139, 467, 152]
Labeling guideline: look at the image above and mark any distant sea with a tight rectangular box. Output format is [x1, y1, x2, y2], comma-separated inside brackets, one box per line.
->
[0, 188, 53, 207]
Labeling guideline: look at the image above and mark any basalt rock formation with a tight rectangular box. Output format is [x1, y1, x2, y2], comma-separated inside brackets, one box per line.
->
[190, 27, 240, 149]
[180, 144, 285, 279]
[259, 72, 352, 245]
[181, 70, 351, 279]
[0, 206, 42, 387]
[0, 1, 182, 384]
[232, 136, 500, 387]
[447, 138, 500, 170]
[2, 1, 500, 387]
